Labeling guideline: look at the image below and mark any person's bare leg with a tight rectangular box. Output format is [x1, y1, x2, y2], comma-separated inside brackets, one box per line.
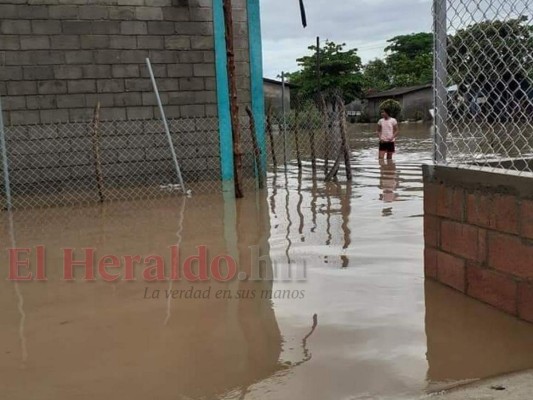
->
[387, 151, 393, 160]
[379, 151, 386, 160]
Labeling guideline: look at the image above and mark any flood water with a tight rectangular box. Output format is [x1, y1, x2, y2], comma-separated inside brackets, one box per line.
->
[3, 123, 533, 399]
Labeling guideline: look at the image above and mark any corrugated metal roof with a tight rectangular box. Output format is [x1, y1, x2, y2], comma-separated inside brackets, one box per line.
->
[366, 83, 432, 99]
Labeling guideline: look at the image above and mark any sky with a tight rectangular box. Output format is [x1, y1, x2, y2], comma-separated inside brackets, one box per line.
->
[260, 0, 433, 79]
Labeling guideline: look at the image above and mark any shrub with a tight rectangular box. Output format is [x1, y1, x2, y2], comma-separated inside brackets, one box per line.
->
[379, 99, 402, 119]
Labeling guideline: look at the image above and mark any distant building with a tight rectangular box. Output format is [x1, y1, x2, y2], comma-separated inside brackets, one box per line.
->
[366, 84, 433, 121]
[263, 78, 291, 113]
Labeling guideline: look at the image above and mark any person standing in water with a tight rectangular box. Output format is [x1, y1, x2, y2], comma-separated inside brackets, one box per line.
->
[376, 108, 399, 160]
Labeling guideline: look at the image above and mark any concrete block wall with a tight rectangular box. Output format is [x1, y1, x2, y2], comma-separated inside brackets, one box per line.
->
[0, 0, 255, 199]
[0, 0, 251, 125]
[423, 164, 533, 323]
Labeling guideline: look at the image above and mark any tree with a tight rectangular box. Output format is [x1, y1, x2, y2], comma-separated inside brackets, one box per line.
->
[287, 40, 364, 103]
[385, 33, 433, 87]
[363, 59, 391, 94]
[448, 17, 533, 120]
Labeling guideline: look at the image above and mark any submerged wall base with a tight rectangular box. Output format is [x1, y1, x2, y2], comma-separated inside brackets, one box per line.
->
[423, 164, 533, 323]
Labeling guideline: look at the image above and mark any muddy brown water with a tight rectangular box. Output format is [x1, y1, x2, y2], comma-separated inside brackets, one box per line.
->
[2, 123, 533, 400]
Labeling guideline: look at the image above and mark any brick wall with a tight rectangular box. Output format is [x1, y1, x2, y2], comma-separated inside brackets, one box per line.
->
[423, 164, 533, 323]
[0, 0, 251, 125]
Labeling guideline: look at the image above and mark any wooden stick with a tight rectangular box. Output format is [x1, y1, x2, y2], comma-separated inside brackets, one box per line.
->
[223, 0, 243, 198]
[266, 105, 277, 168]
[317, 93, 329, 174]
[90, 102, 105, 203]
[336, 95, 352, 180]
[245, 106, 263, 189]
[294, 107, 302, 170]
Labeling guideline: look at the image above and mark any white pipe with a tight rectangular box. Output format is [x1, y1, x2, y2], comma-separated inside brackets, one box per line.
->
[145, 58, 187, 195]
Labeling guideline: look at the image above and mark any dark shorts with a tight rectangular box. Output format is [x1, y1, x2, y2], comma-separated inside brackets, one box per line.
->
[379, 141, 395, 153]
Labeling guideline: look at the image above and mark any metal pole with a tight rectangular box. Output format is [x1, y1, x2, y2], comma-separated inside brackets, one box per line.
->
[281, 71, 287, 166]
[0, 96, 12, 210]
[316, 36, 321, 93]
[145, 58, 186, 194]
[433, 0, 448, 163]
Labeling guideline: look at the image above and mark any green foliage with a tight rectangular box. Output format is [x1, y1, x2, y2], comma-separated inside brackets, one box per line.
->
[379, 99, 402, 119]
[385, 33, 434, 87]
[363, 59, 391, 94]
[287, 40, 364, 103]
[362, 33, 433, 94]
[449, 17, 533, 88]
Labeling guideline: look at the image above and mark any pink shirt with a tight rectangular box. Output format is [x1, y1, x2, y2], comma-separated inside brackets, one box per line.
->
[378, 118, 398, 142]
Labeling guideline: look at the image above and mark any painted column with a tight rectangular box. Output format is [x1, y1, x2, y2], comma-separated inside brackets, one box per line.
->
[213, 0, 234, 183]
[247, 0, 267, 173]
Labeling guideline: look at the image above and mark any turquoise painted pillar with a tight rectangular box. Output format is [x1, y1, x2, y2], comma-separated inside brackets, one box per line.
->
[213, 0, 234, 183]
[247, 0, 267, 173]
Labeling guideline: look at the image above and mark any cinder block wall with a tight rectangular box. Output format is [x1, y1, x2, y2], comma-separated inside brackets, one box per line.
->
[423, 165, 533, 323]
[0, 0, 251, 125]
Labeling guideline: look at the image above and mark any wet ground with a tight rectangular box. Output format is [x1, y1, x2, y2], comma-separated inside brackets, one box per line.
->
[3, 123, 533, 400]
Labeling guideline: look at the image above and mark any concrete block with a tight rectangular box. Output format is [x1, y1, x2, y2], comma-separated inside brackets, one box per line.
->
[0, 66, 23, 81]
[0, 36, 20, 50]
[23, 66, 54, 80]
[54, 65, 83, 79]
[179, 51, 203, 63]
[162, 7, 189, 21]
[65, 50, 94, 64]
[148, 50, 178, 64]
[62, 21, 93, 34]
[165, 36, 190, 50]
[8, 81, 38, 96]
[82, 65, 112, 79]
[86, 94, 115, 108]
[32, 20, 61, 34]
[109, 6, 135, 20]
[109, 35, 137, 49]
[26, 95, 57, 110]
[2, 96, 26, 111]
[69, 108, 94, 122]
[32, 50, 65, 65]
[126, 106, 153, 120]
[18, 5, 49, 19]
[21, 36, 50, 50]
[179, 77, 204, 91]
[97, 79, 125, 93]
[141, 92, 168, 106]
[0, 5, 18, 19]
[137, 36, 164, 49]
[193, 64, 215, 77]
[94, 50, 121, 64]
[100, 107, 126, 121]
[114, 92, 142, 106]
[1, 20, 31, 34]
[180, 105, 205, 118]
[156, 78, 179, 91]
[56, 94, 85, 108]
[91, 21, 121, 34]
[50, 35, 81, 50]
[49, 5, 79, 19]
[79, 6, 109, 20]
[81, 35, 110, 49]
[40, 109, 69, 123]
[140, 63, 167, 78]
[189, 7, 212, 22]
[120, 21, 147, 35]
[68, 80, 96, 94]
[190, 36, 213, 50]
[120, 49, 148, 64]
[136, 6, 163, 20]
[175, 21, 212, 35]
[167, 64, 193, 78]
[147, 21, 175, 34]
[112, 65, 139, 78]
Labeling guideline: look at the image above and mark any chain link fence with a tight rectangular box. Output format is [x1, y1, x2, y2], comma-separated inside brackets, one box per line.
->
[0, 116, 265, 209]
[433, 0, 533, 172]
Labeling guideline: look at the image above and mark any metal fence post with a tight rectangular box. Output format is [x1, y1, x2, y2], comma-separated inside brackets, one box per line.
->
[433, 0, 448, 163]
[281, 71, 288, 166]
[0, 96, 12, 210]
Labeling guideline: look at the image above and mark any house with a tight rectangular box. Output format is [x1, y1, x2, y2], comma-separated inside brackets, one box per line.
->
[0, 0, 266, 187]
[366, 84, 433, 121]
[263, 78, 291, 113]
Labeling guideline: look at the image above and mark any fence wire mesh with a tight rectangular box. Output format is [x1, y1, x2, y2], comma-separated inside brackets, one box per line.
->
[0, 95, 354, 209]
[434, 0, 533, 172]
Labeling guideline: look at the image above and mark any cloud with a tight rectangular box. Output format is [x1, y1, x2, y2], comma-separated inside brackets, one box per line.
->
[260, 0, 433, 78]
